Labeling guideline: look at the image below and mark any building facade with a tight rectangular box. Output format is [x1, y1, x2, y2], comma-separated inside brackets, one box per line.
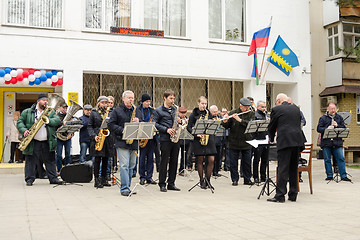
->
[0, 0, 311, 161]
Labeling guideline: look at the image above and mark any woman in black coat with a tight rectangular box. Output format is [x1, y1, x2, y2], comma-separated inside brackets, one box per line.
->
[187, 96, 217, 189]
[88, 96, 115, 188]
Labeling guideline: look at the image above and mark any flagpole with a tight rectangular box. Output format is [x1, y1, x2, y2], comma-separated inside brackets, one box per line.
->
[260, 61, 271, 85]
[259, 46, 267, 80]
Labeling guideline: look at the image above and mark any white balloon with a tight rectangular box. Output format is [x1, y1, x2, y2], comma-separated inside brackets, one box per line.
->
[10, 70, 18, 77]
[0, 77, 5, 84]
[28, 75, 35, 81]
[17, 68, 24, 74]
[40, 70, 46, 75]
[57, 72, 63, 79]
[4, 74, 11, 81]
[45, 79, 52, 85]
[34, 71, 41, 78]
[51, 75, 58, 82]
[22, 78, 29, 85]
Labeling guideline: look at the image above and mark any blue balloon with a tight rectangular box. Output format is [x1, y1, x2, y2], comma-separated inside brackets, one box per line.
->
[29, 81, 35, 86]
[4, 67, 11, 74]
[34, 78, 41, 85]
[40, 74, 47, 82]
[0, 69, 5, 77]
[46, 71, 53, 78]
[51, 70, 57, 76]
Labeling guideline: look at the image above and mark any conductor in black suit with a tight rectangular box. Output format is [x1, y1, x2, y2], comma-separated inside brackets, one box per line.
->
[267, 93, 306, 203]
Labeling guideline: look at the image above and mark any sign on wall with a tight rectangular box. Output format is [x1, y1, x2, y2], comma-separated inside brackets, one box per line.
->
[68, 92, 79, 105]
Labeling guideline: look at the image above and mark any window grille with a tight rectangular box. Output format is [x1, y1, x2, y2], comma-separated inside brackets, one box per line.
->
[208, 80, 232, 112]
[154, 77, 180, 108]
[126, 76, 153, 106]
[83, 74, 100, 107]
[182, 79, 206, 111]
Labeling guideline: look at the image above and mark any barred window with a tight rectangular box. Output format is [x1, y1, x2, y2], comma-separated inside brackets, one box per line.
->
[85, 0, 131, 31]
[6, 0, 63, 28]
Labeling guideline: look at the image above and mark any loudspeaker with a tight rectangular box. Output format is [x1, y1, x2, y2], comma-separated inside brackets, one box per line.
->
[60, 160, 93, 183]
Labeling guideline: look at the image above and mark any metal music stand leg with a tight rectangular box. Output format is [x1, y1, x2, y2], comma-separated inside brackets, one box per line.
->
[188, 178, 214, 194]
[127, 182, 153, 199]
[257, 159, 277, 199]
[179, 141, 194, 181]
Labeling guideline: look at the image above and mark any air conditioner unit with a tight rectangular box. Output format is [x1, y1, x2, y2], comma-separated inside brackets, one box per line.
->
[320, 96, 337, 110]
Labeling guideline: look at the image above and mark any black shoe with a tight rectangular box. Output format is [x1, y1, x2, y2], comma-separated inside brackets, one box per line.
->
[8, 160, 14, 163]
[121, 191, 130, 196]
[288, 197, 297, 202]
[260, 178, 266, 182]
[341, 177, 352, 182]
[244, 181, 254, 186]
[299, 178, 303, 183]
[200, 179, 207, 189]
[267, 197, 285, 203]
[325, 177, 333, 181]
[213, 172, 219, 177]
[106, 175, 111, 181]
[94, 178, 104, 188]
[140, 179, 146, 185]
[232, 181, 238, 186]
[224, 167, 229, 172]
[254, 178, 260, 184]
[167, 185, 181, 191]
[132, 173, 136, 178]
[26, 181, 33, 186]
[146, 179, 157, 185]
[240, 173, 244, 178]
[50, 180, 64, 185]
[101, 177, 111, 187]
[160, 186, 167, 192]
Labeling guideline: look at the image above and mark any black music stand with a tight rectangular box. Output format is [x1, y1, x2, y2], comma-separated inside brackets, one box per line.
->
[178, 128, 195, 181]
[122, 122, 156, 198]
[323, 128, 352, 183]
[213, 126, 228, 179]
[337, 112, 352, 126]
[188, 119, 220, 193]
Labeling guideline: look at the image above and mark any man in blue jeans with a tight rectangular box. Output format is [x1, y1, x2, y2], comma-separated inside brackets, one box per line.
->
[79, 104, 94, 163]
[317, 102, 351, 182]
[56, 103, 72, 173]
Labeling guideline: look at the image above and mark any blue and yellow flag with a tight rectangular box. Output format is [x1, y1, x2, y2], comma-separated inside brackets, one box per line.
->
[267, 36, 299, 76]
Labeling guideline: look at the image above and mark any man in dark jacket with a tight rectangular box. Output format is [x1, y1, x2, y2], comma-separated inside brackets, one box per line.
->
[79, 104, 93, 163]
[17, 94, 63, 186]
[267, 93, 306, 203]
[252, 100, 269, 183]
[317, 102, 350, 182]
[137, 94, 156, 185]
[108, 91, 141, 196]
[153, 89, 181, 192]
[222, 97, 255, 186]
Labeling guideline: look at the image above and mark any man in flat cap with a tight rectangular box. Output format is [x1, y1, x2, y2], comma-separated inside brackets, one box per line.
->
[79, 104, 94, 163]
[222, 97, 255, 186]
[17, 94, 63, 186]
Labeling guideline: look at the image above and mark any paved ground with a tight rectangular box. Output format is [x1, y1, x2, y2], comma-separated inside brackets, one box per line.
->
[0, 159, 359, 240]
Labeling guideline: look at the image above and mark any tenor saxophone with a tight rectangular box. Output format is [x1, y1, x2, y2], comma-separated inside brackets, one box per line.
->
[95, 107, 111, 151]
[126, 104, 137, 145]
[170, 104, 181, 143]
[199, 109, 209, 146]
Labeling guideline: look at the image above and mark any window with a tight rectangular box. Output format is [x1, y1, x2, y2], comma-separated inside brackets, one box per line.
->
[143, 0, 186, 37]
[6, 0, 63, 28]
[327, 25, 340, 57]
[343, 23, 360, 57]
[357, 95, 360, 124]
[85, 0, 130, 31]
[209, 0, 246, 42]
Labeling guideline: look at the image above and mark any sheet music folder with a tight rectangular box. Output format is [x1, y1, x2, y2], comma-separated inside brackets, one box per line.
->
[244, 120, 270, 134]
[323, 128, 349, 139]
[123, 122, 156, 140]
[192, 119, 220, 136]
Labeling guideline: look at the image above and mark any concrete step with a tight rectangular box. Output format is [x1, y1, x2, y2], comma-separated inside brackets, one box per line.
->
[0, 163, 24, 174]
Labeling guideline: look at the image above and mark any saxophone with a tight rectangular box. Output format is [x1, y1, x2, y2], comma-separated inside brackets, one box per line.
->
[95, 107, 110, 151]
[18, 94, 65, 151]
[139, 110, 153, 148]
[170, 105, 181, 143]
[199, 109, 209, 146]
[126, 104, 137, 145]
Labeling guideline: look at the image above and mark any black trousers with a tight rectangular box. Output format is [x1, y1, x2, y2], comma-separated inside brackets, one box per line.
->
[275, 147, 299, 200]
[24, 140, 58, 184]
[213, 145, 222, 174]
[10, 142, 23, 162]
[159, 141, 180, 187]
[253, 145, 269, 180]
[94, 157, 108, 178]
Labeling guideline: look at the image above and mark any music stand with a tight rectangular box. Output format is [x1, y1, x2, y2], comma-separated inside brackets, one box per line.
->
[323, 128, 352, 183]
[213, 126, 228, 179]
[337, 112, 352, 125]
[188, 119, 220, 193]
[122, 122, 157, 198]
[178, 128, 195, 181]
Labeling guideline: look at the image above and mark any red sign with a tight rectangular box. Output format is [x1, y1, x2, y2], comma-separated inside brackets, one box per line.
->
[110, 27, 164, 37]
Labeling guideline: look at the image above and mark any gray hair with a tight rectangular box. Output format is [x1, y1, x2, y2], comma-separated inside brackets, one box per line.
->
[209, 105, 218, 112]
[276, 93, 288, 102]
[122, 90, 134, 98]
[257, 100, 266, 106]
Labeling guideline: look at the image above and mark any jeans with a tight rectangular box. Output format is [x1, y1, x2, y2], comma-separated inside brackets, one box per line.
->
[322, 147, 347, 178]
[139, 140, 154, 180]
[79, 142, 95, 163]
[228, 148, 252, 183]
[56, 139, 71, 172]
[117, 147, 137, 193]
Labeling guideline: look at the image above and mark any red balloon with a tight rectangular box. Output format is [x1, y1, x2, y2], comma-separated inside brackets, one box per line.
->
[51, 82, 57, 86]
[5, 81, 10, 85]
[28, 69, 35, 75]
[22, 70, 29, 78]
[57, 79, 63, 85]
[16, 74, 24, 81]
[10, 77, 17, 84]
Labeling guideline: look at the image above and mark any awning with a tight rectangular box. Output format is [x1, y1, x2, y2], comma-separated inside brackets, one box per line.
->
[319, 85, 360, 96]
